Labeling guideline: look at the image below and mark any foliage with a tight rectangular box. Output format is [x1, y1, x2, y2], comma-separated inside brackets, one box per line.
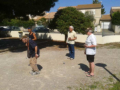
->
[37, 18, 49, 27]
[93, 0, 106, 14]
[49, 7, 93, 35]
[85, 11, 95, 22]
[0, 0, 58, 21]
[93, 0, 100, 4]
[1, 19, 35, 28]
[112, 11, 120, 25]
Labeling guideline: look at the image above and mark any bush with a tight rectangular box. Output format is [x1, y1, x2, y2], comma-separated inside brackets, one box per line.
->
[1, 19, 35, 28]
[112, 11, 120, 25]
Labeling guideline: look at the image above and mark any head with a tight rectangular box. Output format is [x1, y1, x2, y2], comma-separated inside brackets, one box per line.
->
[86, 28, 93, 35]
[21, 36, 28, 43]
[28, 28, 32, 33]
[69, 26, 74, 32]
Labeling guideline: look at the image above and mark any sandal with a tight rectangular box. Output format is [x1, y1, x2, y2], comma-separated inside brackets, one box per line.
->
[86, 74, 94, 77]
[85, 71, 90, 74]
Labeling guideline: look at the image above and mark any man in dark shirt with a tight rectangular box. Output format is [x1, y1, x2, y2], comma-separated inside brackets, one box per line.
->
[21, 36, 40, 75]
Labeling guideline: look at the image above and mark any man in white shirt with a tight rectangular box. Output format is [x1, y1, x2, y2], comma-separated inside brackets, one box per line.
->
[66, 26, 77, 60]
[84, 28, 97, 77]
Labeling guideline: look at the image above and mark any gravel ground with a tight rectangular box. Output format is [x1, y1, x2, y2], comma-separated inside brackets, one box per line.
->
[0, 46, 120, 90]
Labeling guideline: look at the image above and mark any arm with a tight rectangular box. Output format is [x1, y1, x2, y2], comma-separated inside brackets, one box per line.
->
[35, 46, 38, 58]
[85, 36, 97, 48]
[85, 45, 96, 48]
[70, 37, 77, 40]
[69, 32, 77, 40]
[32, 33, 37, 40]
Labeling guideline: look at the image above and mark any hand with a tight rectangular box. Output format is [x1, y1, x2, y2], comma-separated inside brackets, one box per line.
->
[84, 51, 86, 55]
[68, 37, 72, 40]
[35, 54, 38, 59]
[84, 45, 89, 48]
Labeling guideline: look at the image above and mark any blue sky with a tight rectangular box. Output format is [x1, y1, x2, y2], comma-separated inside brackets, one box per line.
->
[50, 0, 120, 14]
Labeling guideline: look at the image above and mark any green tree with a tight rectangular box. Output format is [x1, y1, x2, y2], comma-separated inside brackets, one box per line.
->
[85, 11, 95, 22]
[112, 11, 120, 25]
[37, 18, 48, 27]
[0, 0, 58, 21]
[49, 7, 93, 42]
[93, 0, 106, 14]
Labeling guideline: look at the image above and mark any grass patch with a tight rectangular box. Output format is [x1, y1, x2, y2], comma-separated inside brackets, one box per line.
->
[67, 86, 72, 90]
[108, 77, 114, 82]
[97, 43, 120, 49]
[89, 85, 97, 89]
[109, 82, 120, 90]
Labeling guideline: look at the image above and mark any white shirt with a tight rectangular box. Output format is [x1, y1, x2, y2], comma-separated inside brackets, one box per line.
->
[66, 30, 77, 44]
[85, 34, 97, 55]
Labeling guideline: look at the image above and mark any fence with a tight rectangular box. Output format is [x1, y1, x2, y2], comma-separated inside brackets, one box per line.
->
[9, 31, 120, 44]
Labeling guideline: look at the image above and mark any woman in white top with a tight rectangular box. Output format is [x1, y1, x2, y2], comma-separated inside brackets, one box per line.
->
[84, 28, 97, 77]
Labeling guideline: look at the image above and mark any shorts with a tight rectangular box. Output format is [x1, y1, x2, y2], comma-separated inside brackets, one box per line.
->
[86, 55, 95, 62]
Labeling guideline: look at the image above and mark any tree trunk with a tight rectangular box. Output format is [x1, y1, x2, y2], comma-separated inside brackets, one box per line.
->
[64, 34, 67, 48]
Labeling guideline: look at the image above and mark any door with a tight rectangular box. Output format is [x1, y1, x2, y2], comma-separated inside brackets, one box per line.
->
[101, 22, 111, 29]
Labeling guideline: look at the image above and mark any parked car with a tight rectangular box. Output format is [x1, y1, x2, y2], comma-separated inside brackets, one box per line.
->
[0, 26, 20, 31]
[32, 26, 49, 33]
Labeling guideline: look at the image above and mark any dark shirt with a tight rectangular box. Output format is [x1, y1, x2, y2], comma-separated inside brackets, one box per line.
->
[29, 40, 39, 57]
[29, 33, 34, 40]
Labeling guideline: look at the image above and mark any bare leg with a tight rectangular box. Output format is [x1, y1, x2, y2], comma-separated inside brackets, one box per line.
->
[90, 62, 95, 75]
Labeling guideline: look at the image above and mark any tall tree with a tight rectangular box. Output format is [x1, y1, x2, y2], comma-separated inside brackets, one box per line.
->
[93, 0, 106, 14]
[49, 7, 94, 42]
[0, 0, 58, 21]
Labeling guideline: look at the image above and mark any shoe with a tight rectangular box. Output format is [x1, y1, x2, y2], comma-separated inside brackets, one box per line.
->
[70, 58, 74, 60]
[36, 71, 40, 75]
[30, 71, 40, 75]
[86, 74, 94, 77]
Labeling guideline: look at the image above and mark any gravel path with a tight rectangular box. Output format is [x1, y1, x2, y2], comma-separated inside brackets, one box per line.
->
[0, 47, 120, 90]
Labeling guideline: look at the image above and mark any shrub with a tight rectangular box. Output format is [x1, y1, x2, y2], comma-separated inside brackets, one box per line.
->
[112, 11, 120, 25]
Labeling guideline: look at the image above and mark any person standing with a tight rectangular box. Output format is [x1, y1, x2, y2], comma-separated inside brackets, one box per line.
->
[27, 28, 37, 58]
[84, 28, 97, 77]
[66, 26, 77, 60]
[21, 36, 40, 75]
[28, 28, 37, 40]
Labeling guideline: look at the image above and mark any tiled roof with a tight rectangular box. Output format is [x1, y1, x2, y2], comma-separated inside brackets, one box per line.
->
[58, 4, 101, 10]
[111, 9, 120, 13]
[44, 12, 56, 19]
[100, 15, 111, 21]
[76, 4, 101, 9]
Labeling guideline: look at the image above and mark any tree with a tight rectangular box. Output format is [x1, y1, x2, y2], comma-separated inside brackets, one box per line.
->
[112, 11, 120, 25]
[93, 0, 106, 14]
[49, 7, 93, 42]
[85, 11, 95, 22]
[37, 18, 48, 27]
[0, 0, 58, 21]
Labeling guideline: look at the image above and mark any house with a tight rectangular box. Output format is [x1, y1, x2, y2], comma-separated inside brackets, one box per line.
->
[33, 12, 56, 21]
[100, 7, 120, 32]
[58, 4, 102, 26]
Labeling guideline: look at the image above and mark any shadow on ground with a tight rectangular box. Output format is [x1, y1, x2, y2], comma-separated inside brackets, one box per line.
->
[0, 37, 85, 53]
[78, 63, 89, 72]
[96, 63, 120, 82]
[37, 64, 43, 71]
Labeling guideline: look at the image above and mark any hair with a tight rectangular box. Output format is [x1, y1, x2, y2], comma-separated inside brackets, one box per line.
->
[21, 35, 28, 40]
[86, 28, 93, 33]
[28, 27, 32, 29]
[69, 26, 74, 29]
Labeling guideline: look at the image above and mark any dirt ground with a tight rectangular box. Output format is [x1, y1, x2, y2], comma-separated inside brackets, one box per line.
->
[0, 46, 120, 90]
